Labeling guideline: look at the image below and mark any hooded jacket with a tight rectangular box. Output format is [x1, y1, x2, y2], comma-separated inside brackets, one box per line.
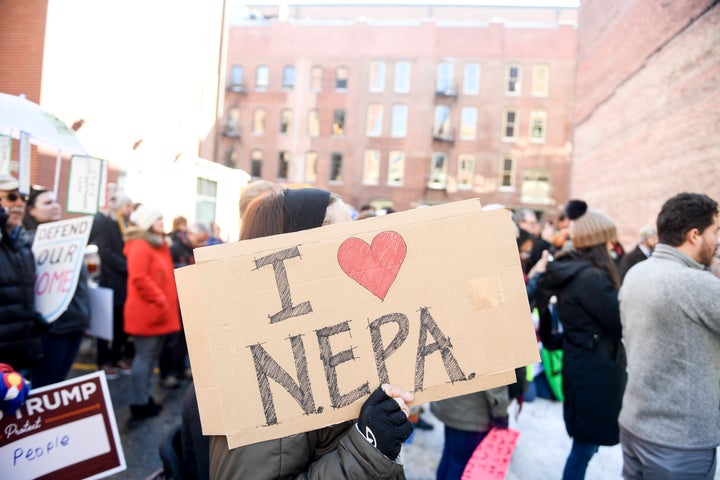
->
[537, 254, 626, 445]
[123, 228, 180, 337]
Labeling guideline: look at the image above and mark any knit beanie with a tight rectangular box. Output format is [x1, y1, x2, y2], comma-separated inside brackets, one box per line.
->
[133, 205, 163, 231]
[565, 199, 617, 249]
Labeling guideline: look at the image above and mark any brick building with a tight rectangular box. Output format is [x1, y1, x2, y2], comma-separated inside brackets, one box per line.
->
[571, 0, 720, 247]
[220, 5, 577, 213]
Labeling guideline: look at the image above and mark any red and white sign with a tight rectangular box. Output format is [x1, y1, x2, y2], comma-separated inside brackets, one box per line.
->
[462, 428, 520, 480]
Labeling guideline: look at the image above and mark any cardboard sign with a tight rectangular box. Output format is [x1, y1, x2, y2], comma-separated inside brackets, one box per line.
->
[0, 372, 126, 480]
[175, 199, 539, 448]
[32, 216, 93, 323]
[66, 156, 103, 215]
[462, 428, 520, 480]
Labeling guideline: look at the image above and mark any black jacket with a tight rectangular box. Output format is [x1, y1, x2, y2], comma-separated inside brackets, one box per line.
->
[0, 224, 44, 369]
[537, 254, 627, 445]
[619, 245, 649, 283]
[89, 212, 128, 307]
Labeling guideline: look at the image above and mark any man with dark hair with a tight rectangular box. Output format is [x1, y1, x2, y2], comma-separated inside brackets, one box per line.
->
[619, 192, 720, 479]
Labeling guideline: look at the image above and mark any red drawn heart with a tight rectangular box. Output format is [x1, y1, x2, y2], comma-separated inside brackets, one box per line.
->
[337, 231, 407, 301]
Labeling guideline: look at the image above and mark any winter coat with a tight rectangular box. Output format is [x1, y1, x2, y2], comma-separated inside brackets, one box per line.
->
[537, 254, 626, 446]
[209, 421, 406, 479]
[619, 244, 720, 449]
[89, 212, 128, 307]
[618, 244, 649, 283]
[430, 386, 510, 433]
[123, 228, 181, 337]
[0, 227, 44, 369]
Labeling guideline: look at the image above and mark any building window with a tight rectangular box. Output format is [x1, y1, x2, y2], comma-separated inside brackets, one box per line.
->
[283, 65, 295, 89]
[224, 147, 237, 168]
[278, 151, 289, 179]
[463, 63, 480, 95]
[369, 61, 385, 92]
[433, 106, 452, 139]
[460, 107, 477, 140]
[521, 168, 552, 204]
[506, 64, 521, 95]
[230, 65, 244, 90]
[225, 107, 240, 136]
[530, 109, 547, 142]
[252, 108, 266, 135]
[363, 149, 381, 185]
[332, 110, 345, 136]
[366, 104, 383, 137]
[310, 66, 323, 92]
[532, 65, 550, 97]
[428, 152, 448, 189]
[307, 109, 320, 137]
[503, 110, 518, 140]
[280, 108, 293, 134]
[387, 150, 405, 186]
[196, 178, 218, 226]
[335, 66, 348, 90]
[304, 151, 317, 182]
[499, 155, 515, 191]
[330, 152, 343, 182]
[251, 150, 263, 178]
[436, 62, 454, 94]
[458, 154, 475, 190]
[394, 61, 411, 93]
[256, 65, 269, 90]
[390, 104, 407, 138]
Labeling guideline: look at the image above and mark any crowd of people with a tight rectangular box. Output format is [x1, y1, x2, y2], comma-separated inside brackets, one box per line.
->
[0, 172, 718, 480]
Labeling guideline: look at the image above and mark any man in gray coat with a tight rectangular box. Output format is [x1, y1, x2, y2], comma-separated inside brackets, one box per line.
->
[619, 192, 720, 479]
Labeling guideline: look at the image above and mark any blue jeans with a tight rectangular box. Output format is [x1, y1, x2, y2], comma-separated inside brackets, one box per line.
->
[31, 330, 84, 388]
[562, 439, 599, 480]
[436, 425, 488, 480]
[130, 335, 165, 405]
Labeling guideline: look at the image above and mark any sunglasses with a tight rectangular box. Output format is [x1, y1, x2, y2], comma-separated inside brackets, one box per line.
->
[4, 191, 28, 203]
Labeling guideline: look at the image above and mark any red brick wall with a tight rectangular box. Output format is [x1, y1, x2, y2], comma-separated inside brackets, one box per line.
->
[571, 1, 720, 247]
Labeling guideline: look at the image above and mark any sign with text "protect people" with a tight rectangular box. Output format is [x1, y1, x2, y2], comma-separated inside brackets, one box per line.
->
[175, 199, 539, 449]
[0, 372, 126, 480]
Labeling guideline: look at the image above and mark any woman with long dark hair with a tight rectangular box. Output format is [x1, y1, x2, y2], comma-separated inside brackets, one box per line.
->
[537, 200, 626, 479]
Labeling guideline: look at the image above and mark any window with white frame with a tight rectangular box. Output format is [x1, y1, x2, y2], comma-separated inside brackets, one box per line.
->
[460, 107, 477, 140]
[457, 154, 475, 190]
[363, 149, 381, 185]
[250, 150, 262, 177]
[369, 61, 385, 93]
[226, 107, 240, 135]
[230, 65, 244, 89]
[307, 109, 320, 137]
[280, 109, 293, 134]
[505, 64, 521, 95]
[390, 104, 407, 138]
[283, 65, 295, 89]
[463, 63, 480, 95]
[433, 106, 452, 139]
[332, 110, 345, 136]
[256, 65, 269, 90]
[277, 151, 289, 179]
[428, 152, 448, 189]
[330, 152, 343, 182]
[196, 177, 217, 226]
[252, 108, 266, 135]
[503, 109, 518, 140]
[532, 65, 550, 97]
[499, 155, 515, 190]
[394, 61, 411, 93]
[436, 63, 454, 94]
[335, 66, 349, 90]
[530, 109, 547, 142]
[310, 66, 323, 92]
[387, 150, 405, 186]
[304, 151, 317, 182]
[366, 104, 383, 137]
[521, 169, 552, 204]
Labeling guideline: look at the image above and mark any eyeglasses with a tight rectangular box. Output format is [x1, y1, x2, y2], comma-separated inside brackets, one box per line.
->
[4, 191, 28, 203]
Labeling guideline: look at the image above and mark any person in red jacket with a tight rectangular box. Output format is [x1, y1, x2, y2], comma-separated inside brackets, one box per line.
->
[123, 205, 181, 419]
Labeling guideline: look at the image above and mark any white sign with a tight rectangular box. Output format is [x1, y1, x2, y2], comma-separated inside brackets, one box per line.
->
[87, 286, 114, 341]
[32, 216, 93, 323]
[0, 134, 11, 175]
[66, 156, 104, 214]
[18, 131, 30, 195]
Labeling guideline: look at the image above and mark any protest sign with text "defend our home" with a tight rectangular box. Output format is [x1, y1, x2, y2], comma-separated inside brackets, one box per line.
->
[175, 199, 539, 449]
[32, 216, 93, 323]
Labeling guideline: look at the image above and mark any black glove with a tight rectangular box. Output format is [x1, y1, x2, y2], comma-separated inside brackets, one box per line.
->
[489, 415, 509, 430]
[357, 386, 413, 460]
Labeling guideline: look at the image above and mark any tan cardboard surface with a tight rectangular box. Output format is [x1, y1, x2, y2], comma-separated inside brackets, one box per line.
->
[175, 200, 539, 448]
